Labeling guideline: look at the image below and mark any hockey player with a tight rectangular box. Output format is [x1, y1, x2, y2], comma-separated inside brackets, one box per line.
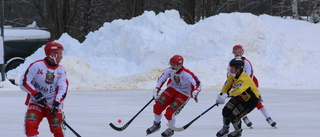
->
[216, 58, 260, 137]
[146, 55, 201, 137]
[20, 42, 69, 137]
[228, 45, 276, 128]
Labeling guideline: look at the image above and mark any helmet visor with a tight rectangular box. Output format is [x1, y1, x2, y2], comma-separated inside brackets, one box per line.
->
[232, 49, 243, 54]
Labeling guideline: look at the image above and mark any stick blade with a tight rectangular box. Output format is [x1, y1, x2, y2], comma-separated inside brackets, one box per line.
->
[166, 123, 185, 132]
[109, 123, 127, 131]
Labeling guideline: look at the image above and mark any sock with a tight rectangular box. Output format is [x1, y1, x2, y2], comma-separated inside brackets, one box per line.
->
[260, 106, 271, 119]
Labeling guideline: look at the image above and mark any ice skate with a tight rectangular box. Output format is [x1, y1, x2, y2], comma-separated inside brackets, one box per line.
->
[228, 129, 242, 137]
[228, 120, 242, 137]
[242, 116, 253, 128]
[216, 125, 229, 137]
[146, 121, 161, 135]
[266, 117, 277, 128]
[161, 128, 174, 137]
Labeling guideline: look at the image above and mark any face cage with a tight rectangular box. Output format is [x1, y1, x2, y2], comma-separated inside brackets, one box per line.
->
[232, 49, 243, 54]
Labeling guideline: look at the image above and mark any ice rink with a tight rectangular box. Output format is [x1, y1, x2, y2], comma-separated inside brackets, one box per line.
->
[1, 88, 319, 137]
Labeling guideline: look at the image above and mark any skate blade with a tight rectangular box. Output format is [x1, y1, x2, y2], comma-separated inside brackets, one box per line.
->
[217, 134, 228, 137]
[146, 129, 160, 136]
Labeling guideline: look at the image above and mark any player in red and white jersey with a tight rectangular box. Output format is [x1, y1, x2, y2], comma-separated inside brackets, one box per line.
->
[146, 55, 201, 137]
[227, 45, 276, 128]
[20, 42, 69, 137]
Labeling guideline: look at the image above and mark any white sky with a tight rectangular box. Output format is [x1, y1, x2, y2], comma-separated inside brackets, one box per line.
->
[3, 10, 320, 91]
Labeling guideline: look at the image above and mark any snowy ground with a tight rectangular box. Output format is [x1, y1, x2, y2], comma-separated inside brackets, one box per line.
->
[1, 88, 319, 137]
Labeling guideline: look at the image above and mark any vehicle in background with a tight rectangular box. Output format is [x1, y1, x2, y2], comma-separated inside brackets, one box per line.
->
[3, 27, 51, 72]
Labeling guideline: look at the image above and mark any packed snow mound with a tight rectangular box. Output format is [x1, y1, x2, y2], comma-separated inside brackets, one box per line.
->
[6, 10, 320, 90]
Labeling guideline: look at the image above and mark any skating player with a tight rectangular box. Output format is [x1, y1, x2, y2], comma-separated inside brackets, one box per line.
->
[216, 58, 260, 137]
[20, 42, 69, 137]
[227, 45, 276, 128]
[146, 55, 201, 137]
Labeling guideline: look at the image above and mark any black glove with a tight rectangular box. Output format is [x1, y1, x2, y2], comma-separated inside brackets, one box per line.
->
[34, 92, 47, 107]
[52, 102, 60, 114]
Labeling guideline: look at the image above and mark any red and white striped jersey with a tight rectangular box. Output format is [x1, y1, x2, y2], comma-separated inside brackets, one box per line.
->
[155, 66, 201, 97]
[20, 58, 68, 107]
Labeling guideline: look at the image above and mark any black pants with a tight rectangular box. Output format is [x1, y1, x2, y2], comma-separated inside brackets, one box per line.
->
[222, 96, 258, 123]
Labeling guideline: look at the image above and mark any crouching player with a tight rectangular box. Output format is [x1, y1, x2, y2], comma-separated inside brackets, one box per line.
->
[216, 58, 260, 137]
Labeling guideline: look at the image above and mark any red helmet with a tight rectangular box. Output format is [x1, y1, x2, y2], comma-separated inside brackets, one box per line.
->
[233, 45, 244, 53]
[170, 55, 184, 65]
[44, 42, 64, 56]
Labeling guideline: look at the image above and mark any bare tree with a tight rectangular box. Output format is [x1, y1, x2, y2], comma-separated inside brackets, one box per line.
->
[4, 0, 38, 26]
[182, 0, 195, 24]
[309, 0, 320, 23]
[3, 0, 317, 42]
[292, 0, 299, 19]
[32, 0, 80, 40]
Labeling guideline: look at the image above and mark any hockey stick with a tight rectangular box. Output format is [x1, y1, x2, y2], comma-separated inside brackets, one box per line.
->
[63, 121, 81, 137]
[109, 98, 154, 131]
[167, 103, 219, 132]
[46, 104, 81, 137]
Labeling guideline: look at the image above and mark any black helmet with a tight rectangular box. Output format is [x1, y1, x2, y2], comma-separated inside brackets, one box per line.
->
[229, 58, 244, 70]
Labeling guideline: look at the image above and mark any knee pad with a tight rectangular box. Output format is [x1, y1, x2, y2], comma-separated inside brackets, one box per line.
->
[226, 102, 235, 110]
[223, 100, 236, 117]
[222, 107, 231, 118]
[232, 104, 245, 116]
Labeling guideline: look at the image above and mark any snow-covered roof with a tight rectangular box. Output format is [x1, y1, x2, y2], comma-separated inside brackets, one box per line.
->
[3, 27, 51, 41]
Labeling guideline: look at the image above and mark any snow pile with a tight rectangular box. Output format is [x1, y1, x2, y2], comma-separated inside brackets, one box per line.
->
[5, 10, 320, 90]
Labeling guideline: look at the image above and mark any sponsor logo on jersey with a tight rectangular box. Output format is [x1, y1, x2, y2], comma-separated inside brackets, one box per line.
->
[158, 96, 166, 105]
[52, 117, 61, 128]
[233, 83, 242, 88]
[34, 82, 55, 93]
[45, 71, 55, 84]
[170, 101, 179, 110]
[27, 112, 37, 122]
[173, 75, 180, 83]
